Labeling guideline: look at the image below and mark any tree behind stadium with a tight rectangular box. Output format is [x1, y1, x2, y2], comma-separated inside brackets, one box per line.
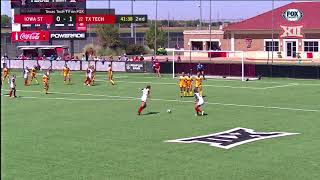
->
[1, 15, 11, 27]
[145, 24, 166, 50]
[96, 24, 121, 49]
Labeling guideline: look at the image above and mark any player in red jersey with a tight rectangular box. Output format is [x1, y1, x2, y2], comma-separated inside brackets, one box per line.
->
[154, 60, 161, 77]
[138, 85, 151, 115]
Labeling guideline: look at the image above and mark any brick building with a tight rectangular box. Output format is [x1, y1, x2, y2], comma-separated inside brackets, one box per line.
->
[183, 2, 320, 60]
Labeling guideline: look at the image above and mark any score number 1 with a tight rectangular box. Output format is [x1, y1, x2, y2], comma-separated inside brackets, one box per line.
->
[55, 15, 75, 23]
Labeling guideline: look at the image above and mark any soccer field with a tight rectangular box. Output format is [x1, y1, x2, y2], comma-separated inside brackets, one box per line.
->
[1, 71, 320, 180]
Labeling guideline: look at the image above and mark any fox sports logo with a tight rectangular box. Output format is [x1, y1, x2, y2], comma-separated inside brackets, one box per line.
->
[283, 9, 303, 22]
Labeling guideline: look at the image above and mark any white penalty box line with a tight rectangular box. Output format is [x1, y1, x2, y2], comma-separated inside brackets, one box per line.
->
[95, 79, 299, 90]
[1, 89, 319, 113]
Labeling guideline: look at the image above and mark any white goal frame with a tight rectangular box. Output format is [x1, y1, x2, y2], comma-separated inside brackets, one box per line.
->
[168, 49, 245, 81]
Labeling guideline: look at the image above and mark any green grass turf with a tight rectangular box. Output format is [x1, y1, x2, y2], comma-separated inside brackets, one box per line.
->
[1, 71, 320, 180]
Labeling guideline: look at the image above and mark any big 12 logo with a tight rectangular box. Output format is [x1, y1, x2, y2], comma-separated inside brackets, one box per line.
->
[280, 25, 303, 38]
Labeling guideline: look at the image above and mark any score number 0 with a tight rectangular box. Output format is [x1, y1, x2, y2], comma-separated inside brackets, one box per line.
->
[56, 15, 74, 22]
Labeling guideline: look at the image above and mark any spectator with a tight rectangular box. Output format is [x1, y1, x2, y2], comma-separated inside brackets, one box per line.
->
[50, 54, 55, 61]
[177, 55, 181, 62]
[81, 54, 86, 61]
[89, 54, 93, 61]
[75, 56, 79, 61]
[85, 51, 89, 61]
[3, 53, 8, 59]
[140, 55, 144, 61]
[120, 54, 128, 61]
[166, 57, 169, 62]
[56, 56, 62, 61]
[118, 56, 121, 61]
[37, 55, 43, 60]
[1, 56, 6, 67]
[134, 55, 139, 61]
[109, 56, 113, 61]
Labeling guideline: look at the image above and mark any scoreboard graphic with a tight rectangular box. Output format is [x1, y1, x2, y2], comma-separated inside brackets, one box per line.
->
[11, 0, 148, 42]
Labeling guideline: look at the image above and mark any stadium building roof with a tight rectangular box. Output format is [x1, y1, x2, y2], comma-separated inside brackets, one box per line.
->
[224, 2, 320, 31]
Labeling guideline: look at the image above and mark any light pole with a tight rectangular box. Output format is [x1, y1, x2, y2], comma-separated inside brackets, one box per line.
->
[167, 12, 170, 48]
[131, 0, 135, 44]
[154, 0, 158, 58]
[198, 0, 202, 29]
[209, 0, 212, 61]
[271, 0, 274, 64]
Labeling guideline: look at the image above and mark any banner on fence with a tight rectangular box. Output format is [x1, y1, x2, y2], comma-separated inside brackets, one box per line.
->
[125, 62, 145, 73]
[3, 60, 127, 72]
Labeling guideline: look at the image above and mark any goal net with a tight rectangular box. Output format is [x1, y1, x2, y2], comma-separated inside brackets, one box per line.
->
[168, 49, 260, 81]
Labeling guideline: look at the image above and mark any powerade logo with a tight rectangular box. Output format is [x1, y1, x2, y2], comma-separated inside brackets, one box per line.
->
[50, 33, 86, 40]
[282, 9, 303, 22]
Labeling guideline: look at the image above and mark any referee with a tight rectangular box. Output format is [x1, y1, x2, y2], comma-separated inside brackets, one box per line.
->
[196, 62, 205, 80]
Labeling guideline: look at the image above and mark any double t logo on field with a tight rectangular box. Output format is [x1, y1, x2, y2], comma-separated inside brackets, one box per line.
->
[166, 127, 299, 149]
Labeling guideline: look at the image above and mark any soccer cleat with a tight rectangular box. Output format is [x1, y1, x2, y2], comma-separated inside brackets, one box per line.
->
[201, 111, 204, 116]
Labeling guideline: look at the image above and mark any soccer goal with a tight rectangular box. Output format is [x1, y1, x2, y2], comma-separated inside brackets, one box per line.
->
[167, 49, 259, 81]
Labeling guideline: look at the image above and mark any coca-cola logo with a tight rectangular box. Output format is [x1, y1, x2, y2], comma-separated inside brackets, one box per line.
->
[20, 32, 40, 40]
[12, 31, 49, 42]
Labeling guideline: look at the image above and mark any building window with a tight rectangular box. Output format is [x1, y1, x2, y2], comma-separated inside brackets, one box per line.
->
[206, 41, 220, 51]
[265, 41, 279, 51]
[304, 41, 319, 52]
[191, 41, 203, 50]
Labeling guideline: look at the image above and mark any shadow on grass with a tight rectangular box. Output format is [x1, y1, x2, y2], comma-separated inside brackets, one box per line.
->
[143, 112, 160, 115]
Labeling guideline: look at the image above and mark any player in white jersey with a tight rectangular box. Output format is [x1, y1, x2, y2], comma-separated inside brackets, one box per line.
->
[138, 85, 151, 115]
[194, 88, 204, 116]
[9, 74, 17, 98]
[84, 67, 93, 86]
[23, 67, 29, 86]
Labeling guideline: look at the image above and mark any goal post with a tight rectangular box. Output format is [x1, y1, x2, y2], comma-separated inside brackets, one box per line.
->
[168, 49, 247, 81]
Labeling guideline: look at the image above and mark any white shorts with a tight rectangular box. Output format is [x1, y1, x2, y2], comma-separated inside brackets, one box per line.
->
[197, 100, 204, 106]
[141, 95, 147, 102]
[88, 75, 92, 79]
[24, 74, 28, 79]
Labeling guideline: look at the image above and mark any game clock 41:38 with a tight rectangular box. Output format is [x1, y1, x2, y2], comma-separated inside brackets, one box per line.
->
[116, 15, 147, 24]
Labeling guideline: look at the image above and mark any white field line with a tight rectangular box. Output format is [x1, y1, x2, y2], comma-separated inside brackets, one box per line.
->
[95, 79, 298, 90]
[2, 89, 319, 112]
[262, 83, 298, 89]
[20, 72, 320, 86]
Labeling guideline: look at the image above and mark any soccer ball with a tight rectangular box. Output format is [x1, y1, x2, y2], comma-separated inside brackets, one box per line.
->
[167, 109, 171, 113]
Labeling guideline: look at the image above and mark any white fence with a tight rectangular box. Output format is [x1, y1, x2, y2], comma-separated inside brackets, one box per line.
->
[1, 60, 126, 72]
